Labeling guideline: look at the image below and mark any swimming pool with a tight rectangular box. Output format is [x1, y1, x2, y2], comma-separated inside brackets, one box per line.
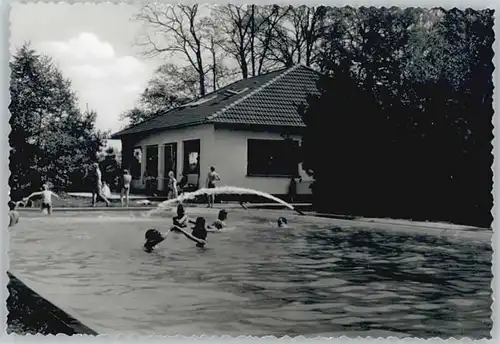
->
[9, 208, 492, 338]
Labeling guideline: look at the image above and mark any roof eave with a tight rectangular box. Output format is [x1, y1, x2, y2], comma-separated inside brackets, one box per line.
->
[111, 121, 209, 140]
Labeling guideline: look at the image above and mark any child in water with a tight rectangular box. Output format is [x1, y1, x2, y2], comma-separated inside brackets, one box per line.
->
[207, 209, 228, 231]
[171, 204, 196, 231]
[144, 216, 208, 252]
[24, 184, 59, 215]
[8, 201, 19, 228]
[191, 217, 208, 247]
[277, 217, 288, 228]
[144, 229, 167, 253]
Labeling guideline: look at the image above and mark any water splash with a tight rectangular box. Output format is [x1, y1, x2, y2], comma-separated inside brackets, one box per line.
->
[148, 186, 296, 215]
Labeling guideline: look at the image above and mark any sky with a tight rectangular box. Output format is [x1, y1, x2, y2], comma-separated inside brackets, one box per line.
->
[10, 3, 169, 149]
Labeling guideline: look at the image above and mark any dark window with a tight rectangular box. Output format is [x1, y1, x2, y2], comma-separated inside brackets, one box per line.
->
[247, 139, 299, 177]
[146, 145, 158, 178]
[183, 139, 200, 174]
[164, 142, 178, 177]
[131, 147, 142, 179]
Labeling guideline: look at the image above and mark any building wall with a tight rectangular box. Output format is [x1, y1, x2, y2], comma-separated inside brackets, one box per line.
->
[125, 125, 215, 191]
[122, 125, 313, 195]
[213, 128, 313, 195]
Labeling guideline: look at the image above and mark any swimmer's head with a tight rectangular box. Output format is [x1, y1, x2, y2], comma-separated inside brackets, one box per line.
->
[42, 184, 49, 190]
[176, 204, 185, 216]
[277, 217, 288, 227]
[123, 169, 129, 175]
[168, 171, 174, 178]
[194, 216, 206, 229]
[8, 201, 16, 211]
[218, 209, 228, 221]
[92, 162, 99, 168]
[210, 166, 215, 172]
[144, 229, 164, 252]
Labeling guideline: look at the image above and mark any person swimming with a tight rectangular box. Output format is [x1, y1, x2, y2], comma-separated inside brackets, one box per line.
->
[191, 217, 208, 248]
[277, 217, 288, 228]
[208, 209, 228, 231]
[171, 204, 195, 232]
[143, 229, 166, 253]
[144, 216, 208, 252]
[8, 201, 19, 228]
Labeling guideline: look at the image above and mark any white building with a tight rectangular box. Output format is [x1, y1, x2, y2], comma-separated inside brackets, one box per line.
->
[111, 65, 322, 199]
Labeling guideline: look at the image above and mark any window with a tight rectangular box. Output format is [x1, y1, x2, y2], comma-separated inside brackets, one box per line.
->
[146, 145, 158, 178]
[247, 139, 299, 177]
[131, 147, 142, 179]
[164, 143, 178, 177]
[183, 139, 200, 174]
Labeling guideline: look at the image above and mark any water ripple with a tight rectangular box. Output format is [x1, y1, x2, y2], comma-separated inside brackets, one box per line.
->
[9, 215, 492, 338]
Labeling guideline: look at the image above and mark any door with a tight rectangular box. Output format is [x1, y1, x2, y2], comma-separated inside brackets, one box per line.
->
[164, 142, 178, 178]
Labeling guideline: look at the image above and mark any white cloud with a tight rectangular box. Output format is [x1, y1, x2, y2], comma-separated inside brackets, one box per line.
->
[36, 32, 153, 133]
[43, 32, 115, 61]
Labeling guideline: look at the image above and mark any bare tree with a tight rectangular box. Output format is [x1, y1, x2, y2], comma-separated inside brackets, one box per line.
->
[254, 5, 292, 75]
[268, 6, 327, 68]
[210, 5, 254, 79]
[136, 4, 209, 96]
[210, 4, 294, 78]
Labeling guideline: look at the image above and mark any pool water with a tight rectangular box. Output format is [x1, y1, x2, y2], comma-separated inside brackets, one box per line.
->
[9, 210, 492, 338]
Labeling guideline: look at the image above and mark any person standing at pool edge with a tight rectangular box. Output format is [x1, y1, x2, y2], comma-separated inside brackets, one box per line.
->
[120, 169, 132, 207]
[91, 163, 110, 207]
[24, 184, 59, 215]
[206, 166, 220, 208]
[167, 171, 178, 200]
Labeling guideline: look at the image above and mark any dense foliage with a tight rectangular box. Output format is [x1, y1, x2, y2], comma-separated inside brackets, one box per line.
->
[301, 7, 494, 227]
[9, 44, 106, 199]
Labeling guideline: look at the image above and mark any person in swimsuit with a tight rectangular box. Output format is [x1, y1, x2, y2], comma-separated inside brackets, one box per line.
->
[171, 204, 195, 231]
[8, 201, 20, 228]
[208, 209, 228, 231]
[206, 166, 220, 208]
[120, 169, 132, 207]
[191, 217, 208, 248]
[144, 215, 207, 253]
[167, 171, 178, 200]
[277, 217, 288, 228]
[24, 184, 59, 215]
[144, 229, 167, 253]
[91, 163, 110, 207]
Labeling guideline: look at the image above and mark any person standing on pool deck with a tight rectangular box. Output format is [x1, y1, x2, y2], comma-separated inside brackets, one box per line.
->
[120, 169, 132, 207]
[91, 163, 110, 207]
[206, 166, 220, 208]
[24, 184, 59, 215]
[166, 171, 178, 200]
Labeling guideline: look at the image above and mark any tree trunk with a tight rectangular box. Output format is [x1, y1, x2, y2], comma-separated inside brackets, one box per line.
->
[250, 4, 256, 77]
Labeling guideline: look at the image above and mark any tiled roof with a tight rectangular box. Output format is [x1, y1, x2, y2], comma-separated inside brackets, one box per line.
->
[112, 65, 322, 138]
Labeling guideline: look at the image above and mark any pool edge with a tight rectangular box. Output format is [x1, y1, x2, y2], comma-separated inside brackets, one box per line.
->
[6, 271, 98, 336]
